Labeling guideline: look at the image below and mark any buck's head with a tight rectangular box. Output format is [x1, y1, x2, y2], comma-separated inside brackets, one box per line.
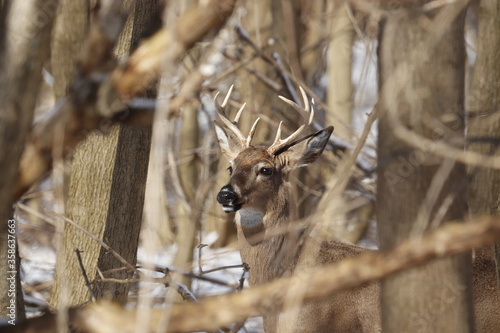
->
[214, 87, 333, 216]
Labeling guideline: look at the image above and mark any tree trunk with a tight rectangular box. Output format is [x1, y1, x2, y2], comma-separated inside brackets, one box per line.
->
[170, 102, 199, 288]
[327, 1, 354, 141]
[50, 129, 119, 308]
[466, 0, 500, 296]
[50, 0, 157, 307]
[51, 0, 89, 99]
[91, 0, 157, 303]
[324, 0, 365, 243]
[0, 0, 56, 322]
[49, 0, 89, 258]
[377, 5, 473, 333]
[168, 0, 201, 286]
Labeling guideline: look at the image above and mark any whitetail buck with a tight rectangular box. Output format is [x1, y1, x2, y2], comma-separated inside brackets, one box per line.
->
[214, 87, 500, 333]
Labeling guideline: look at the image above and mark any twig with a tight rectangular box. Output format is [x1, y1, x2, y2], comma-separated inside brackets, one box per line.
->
[45, 209, 140, 275]
[196, 243, 247, 276]
[176, 283, 198, 302]
[74, 249, 96, 303]
[237, 263, 250, 292]
[97, 266, 130, 276]
[93, 277, 141, 284]
[136, 264, 239, 290]
[202, 264, 248, 275]
[197, 243, 208, 274]
[92, 267, 139, 285]
[272, 52, 299, 104]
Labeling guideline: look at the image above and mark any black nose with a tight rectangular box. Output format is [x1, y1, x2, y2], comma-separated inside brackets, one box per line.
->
[217, 185, 237, 205]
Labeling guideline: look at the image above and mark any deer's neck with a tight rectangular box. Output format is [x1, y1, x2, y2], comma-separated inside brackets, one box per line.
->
[235, 186, 302, 285]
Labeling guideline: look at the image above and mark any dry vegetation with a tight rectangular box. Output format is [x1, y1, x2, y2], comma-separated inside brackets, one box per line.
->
[1, 0, 500, 332]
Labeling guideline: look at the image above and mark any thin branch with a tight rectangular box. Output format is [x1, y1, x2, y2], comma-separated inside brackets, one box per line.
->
[45, 210, 140, 275]
[202, 264, 248, 276]
[236, 263, 250, 292]
[74, 249, 97, 303]
[197, 243, 208, 274]
[136, 264, 240, 290]
[93, 277, 141, 284]
[176, 283, 198, 302]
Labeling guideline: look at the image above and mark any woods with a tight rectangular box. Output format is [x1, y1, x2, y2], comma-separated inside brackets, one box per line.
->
[1, 0, 500, 332]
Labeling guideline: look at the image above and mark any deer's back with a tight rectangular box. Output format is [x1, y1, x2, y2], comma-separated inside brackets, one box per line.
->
[310, 242, 500, 333]
[279, 240, 381, 333]
[308, 242, 500, 333]
[472, 246, 500, 333]
[268, 240, 500, 333]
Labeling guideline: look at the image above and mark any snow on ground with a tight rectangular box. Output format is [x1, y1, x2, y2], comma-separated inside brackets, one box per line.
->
[19, 225, 263, 331]
[20, 244, 56, 286]
[135, 232, 264, 332]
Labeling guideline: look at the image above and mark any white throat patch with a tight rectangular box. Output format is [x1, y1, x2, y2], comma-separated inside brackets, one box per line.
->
[236, 208, 264, 228]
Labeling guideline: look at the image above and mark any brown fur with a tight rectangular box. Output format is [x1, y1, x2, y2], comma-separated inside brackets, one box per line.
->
[215, 121, 500, 332]
[217, 140, 381, 332]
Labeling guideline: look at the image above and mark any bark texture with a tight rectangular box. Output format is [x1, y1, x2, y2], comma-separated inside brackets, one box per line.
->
[377, 5, 473, 333]
[327, 1, 354, 141]
[51, 0, 157, 306]
[50, 129, 119, 307]
[91, 0, 156, 303]
[466, 0, 500, 291]
[51, 0, 89, 99]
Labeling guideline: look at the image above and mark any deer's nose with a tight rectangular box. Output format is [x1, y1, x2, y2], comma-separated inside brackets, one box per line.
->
[217, 185, 238, 205]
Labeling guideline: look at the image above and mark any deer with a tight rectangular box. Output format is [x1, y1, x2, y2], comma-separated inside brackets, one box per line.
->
[213, 87, 500, 333]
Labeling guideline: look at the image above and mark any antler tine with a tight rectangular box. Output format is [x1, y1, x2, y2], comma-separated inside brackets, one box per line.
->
[309, 98, 315, 124]
[246, 117, 261, 146]
[221, 84, 234, 108]
[278, 95, 315, 124]
[234, 102, 246, 123]
[269, 87, 315, 154]
[271, 121, 283, 147]
[299, 86, 309, 112]
[215, 86, 247, 145]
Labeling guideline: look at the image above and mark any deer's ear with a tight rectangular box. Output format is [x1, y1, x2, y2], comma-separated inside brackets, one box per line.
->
[277, 126, 333, 173]
[214, 121, 245, 161]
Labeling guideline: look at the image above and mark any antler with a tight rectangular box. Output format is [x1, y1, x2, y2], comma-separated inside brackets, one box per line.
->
[215, 85, 260, 148]
[267, 86, 315, 155]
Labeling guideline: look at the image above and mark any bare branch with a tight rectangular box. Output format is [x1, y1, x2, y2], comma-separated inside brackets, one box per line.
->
[176, 283, 198, 302]
[45, 209, 140, 275]
[74, 249, 97, 303]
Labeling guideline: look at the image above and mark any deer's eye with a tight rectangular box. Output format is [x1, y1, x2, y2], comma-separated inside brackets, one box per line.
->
[259, 167, 273, 176]
[227, 166, 233, 175]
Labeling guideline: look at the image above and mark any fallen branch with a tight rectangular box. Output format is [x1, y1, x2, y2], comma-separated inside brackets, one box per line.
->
[8, 216, 500, 333]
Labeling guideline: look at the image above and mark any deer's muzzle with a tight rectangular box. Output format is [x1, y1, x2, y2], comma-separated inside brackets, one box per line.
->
[217, 185, 242, 213]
